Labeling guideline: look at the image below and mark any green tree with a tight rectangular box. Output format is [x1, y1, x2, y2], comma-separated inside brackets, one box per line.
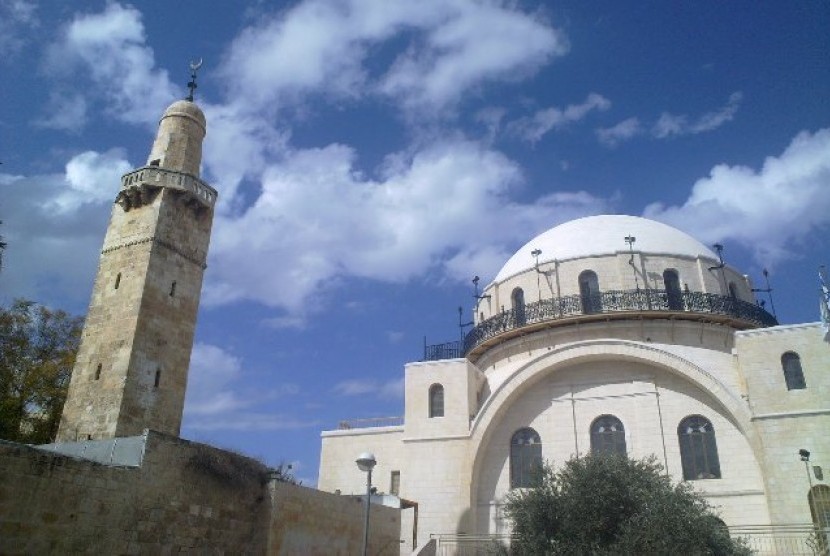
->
[504, 455, 750, 556]
[0, 299, 83, 444]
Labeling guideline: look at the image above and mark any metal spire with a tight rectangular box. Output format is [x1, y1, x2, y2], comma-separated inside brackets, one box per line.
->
[186, 59, 203, 102]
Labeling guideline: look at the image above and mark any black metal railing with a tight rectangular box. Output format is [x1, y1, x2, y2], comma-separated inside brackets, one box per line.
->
[423, 289, 777, 361]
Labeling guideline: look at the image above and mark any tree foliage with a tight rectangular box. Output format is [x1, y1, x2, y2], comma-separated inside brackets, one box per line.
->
[504, 455, 750, 556]
[0, 299, 83, 444]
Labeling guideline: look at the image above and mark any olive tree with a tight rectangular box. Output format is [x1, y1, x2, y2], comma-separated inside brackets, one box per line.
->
[504, 454, 750, 555]
[0, 299, 83, 444]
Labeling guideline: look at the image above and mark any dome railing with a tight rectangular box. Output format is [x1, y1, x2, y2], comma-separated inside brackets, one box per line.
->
[423, 289, 777, 361]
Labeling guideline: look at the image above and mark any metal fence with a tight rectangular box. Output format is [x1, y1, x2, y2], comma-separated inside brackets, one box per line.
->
[337, 416, 404, 430]
[431, 526, 827, 556]
[425, 289, 778, 361]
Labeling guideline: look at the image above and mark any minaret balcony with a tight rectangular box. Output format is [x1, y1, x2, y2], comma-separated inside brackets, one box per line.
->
[424, 289, 778, 362]
[119, 166, 217, 209]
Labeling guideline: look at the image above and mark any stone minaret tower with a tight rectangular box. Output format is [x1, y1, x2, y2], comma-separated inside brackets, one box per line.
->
[57, 97, 217, 441]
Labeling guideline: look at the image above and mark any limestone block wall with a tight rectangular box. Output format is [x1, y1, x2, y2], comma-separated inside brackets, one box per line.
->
[268, 481, 400, 556]
[318, 427, 405, 497]
[472, 359, 770, 535]
[0, 431, 400, 554]
[736, 323, 830, 525]
[404, 359, 485, 438]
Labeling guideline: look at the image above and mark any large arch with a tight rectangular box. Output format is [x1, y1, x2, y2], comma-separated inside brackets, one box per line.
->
[466, 339, 761, 533]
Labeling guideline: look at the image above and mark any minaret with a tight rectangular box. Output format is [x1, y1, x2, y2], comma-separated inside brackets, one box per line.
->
[57, 77, 216, 441]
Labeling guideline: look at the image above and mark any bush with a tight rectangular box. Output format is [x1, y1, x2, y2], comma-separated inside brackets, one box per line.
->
[504, 455, 750, 555]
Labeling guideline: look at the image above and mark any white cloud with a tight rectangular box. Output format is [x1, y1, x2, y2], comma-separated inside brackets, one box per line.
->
[509, 93, 611, 143]
[203, 139, 610, 313]
[0, 150, 130, 304]
[644, 128, 830, 265]
[333, 377, 404, 399]
[34, 92, 88, 132]
[597, 117, 642, 147]
[0, 0, 38, 59]
[43, 3, 176, 127]
[184, 343, 303, 430]
[219, 0, 567, 117]
[652, 92, 742, 139]
[50, 149, 132, 212]
[379, 1, 568, 114]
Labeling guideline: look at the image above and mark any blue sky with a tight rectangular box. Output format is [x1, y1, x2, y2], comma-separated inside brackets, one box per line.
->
[1, 1, 828, 485]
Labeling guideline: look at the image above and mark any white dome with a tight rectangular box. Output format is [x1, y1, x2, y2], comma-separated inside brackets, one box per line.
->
[494, 215, 717, 282]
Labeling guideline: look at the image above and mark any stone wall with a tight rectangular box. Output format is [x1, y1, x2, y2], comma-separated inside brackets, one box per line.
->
[0, 431, 400, 554]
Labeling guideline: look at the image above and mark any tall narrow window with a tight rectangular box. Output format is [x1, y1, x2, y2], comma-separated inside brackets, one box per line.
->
[429, 384, 444, 418]
[510, 428, 542, 489]
[114, 273, 121, 290]
[390, 471, 401, 496]
[781, 352, 806, 390]
[663, 269, 683, 310]
[94, 363, 102, 381]
[590, 415, 627, 456]
[512, 287, 526, 327]
[678, 415, 721, 480]
[809, 485, 830, 544]
[154, 369, 161, 388]
[579, 270, 602, 314]
[728, 282, 738, 300]
[170, 281, 177, 297]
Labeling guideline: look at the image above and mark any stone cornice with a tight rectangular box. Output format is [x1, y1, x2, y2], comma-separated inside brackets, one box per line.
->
[102, 236, 207, 269]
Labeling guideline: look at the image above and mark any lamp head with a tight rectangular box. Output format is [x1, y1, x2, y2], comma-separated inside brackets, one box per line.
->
[799, 449, 810, 462]
[356, 452, 377, 472]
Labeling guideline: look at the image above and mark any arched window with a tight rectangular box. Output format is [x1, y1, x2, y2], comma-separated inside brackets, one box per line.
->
[781, 352, 806, 390]
[728, 282, 738, 300]
[429, 384, 444, 418]
[678, 415, 721, 480]
[663, 269, 683, 310]
[512, 287, 526, 327]
[590, 415, 627, 456]
[510, 428, 542, 489]
[809, 485, 830, 537]
[579, 270, 602, 314]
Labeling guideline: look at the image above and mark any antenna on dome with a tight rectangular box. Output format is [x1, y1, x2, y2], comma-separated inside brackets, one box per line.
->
[708, 243, 728, 293]
[458, 306, 474, 345]
[531, 249, 543, 300]
[624, 236, 639, 291]
[751, 268, 777, 319]
[472, 276, 490, 301]
[186, 58, 203, 102]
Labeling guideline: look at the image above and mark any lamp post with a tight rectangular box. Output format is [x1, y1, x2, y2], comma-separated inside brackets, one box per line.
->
[356, 452, 377, 556]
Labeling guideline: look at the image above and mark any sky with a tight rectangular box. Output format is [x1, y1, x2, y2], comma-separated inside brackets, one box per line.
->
[1, 0, 829, 485]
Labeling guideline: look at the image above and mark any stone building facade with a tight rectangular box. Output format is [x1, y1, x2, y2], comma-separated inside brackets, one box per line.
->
[57, 100, 217, 441]
[319, 215, 830, 549]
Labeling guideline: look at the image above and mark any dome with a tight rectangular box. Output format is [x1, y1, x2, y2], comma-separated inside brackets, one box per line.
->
[160, 99, 206, 131]
[494, 215, 717, 282]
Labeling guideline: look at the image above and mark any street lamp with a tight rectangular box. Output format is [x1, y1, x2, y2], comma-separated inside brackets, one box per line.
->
[356, 452, 377, 556]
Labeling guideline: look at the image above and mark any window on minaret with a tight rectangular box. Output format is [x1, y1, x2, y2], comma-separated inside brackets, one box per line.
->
[809, 485, 830, 534]
[678, 415, 721, 480]
[94, 363, 102, 381]
[170, 281, 177, 297]
[429, 384, 444, 418]
[511, 287, 526, 326]
[782, 352, 806, 390]
[114, 273, 121, 290]
[154, 369, 161, 388]
[590, 415, 627, 456]
[510, 427, 542, 489]
[579, 270, 602, 314]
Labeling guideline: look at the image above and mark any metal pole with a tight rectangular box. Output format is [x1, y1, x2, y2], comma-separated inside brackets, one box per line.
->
[362, 468, 372, 556]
